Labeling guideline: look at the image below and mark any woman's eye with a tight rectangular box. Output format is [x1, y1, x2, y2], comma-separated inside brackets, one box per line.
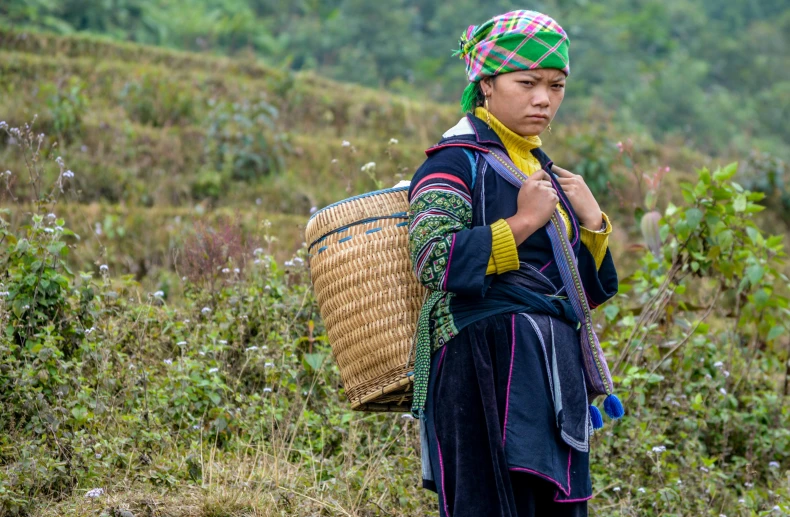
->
[520, 81, 534, 86]
[552, 84, 565, 89]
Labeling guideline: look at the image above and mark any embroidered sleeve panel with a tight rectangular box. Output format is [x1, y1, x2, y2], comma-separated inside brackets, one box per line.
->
[408, 155, 493, 297]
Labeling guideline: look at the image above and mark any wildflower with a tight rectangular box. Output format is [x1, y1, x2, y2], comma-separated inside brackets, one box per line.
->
[292, 257, 304, 266]
[616, 141, 624, 152]
[745, 482, 753, 488]
[0, 291, 8, 297]
[401, 414, 414, 420]
[201, 307, 211, 314]
[22, 305, 30, 310]
[0, 121, 6, 129]
[163, 359, 173, 366]
[100, 264, 109, 272]
[129, 364, 136, 370]
[677, 479, 683, 485]
[177, 341, 187, 346]
[361, 162, 376, 172]
[192, 424, 200, 430]
[253, 248, 264, 256]
[222, 268, 230, 274]
[95, 453, 102, 459]
[85, 488, 104, 498]
[245, 346, 259, 352]
[341, 140, 351, 147]
[651, 445, 666, 454]
[56, 156, 64, 166]
[310, 206, 318, 214]
[263, 387, 272, 393]
[208, 367, 219, 374]
[613, 487, 620, 492]
[285, 260, 294, 267]
[262, 346, 268, 350]
[389, 138, 399, 144]
[265, 362, 274, 368]
[769, 461, 780, 469]
[700, 466, 709, 473]
[713, 361, 723, 368]
[723, 370, 730, 378]
[719, 388, 727, 396]
[331, 158, 338, 164]
[153, 290, 165, 298]
[773, 506, 781, 512]
[183, 319, 191, 324]
[44, 227, 54, 233]
[637, 487, 646, 493]
[63, 170, 75, 179]
[54, 226, 63, 232]
[3, 170, 10, 177]
[47, 213, 56, 221]
[234, 268, 240, 273]
[85, 327, 96, 334]
[738, 499, 746, 504]
[254, 259, 262, 265]
[218, 340, 227, 345]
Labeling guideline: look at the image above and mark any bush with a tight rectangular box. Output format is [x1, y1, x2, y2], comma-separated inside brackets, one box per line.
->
[119, 73, 196, 127]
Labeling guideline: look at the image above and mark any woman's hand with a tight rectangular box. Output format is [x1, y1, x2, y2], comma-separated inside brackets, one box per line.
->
[553, 166, 603, 230]
[506, 170, 559, 245]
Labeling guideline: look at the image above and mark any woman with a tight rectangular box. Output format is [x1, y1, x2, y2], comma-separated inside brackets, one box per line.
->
[407, 11, 621, 517]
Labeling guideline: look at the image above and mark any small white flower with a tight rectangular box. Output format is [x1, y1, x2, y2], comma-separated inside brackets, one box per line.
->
[723, 370, 730, 378]
[222, 268, 230, 274]
[713, 361, 724, 368]
[56, 156, 64, 166]
[719, 388, 727, 396]
[700, 466, 709, 473]
[245, 346, 259, 352]
[44, 227, 54, 233]
[0, 121, 6, 129]
[360, 161, 376, 172]
[85, 487, 104, 498]
[100, 264, 109, 272]
[401, 413, 414, 420]
[262, 345, 268, 350]
[47, 213, 56, 220]
[201, 307, 211, 314]
[254, 248, 264, 256]
[129, 364, 136, 370]
[208, 367, 219, 374]
[769, 461, 780, 468]
[677, 479, 683, 485]
[163, 359, 173, 366]
[95, 453, 102, 459]
[389, 138, 399, 144]
[153, 290, 165, 298]
[341, 140, 351, 147]
[330, 158, 338, 164]
[254, 259, 263, 265]
[22, 305, 30, 310]
[651, 445, 667, 454]
[310, 206, 318, 214]
[745, 482, 753, 488]
[0, 291, 8, 297]
[3, 170, 11, 177]
[177, 341, 187, 346]
[218, 340, 227, 345]
[85, 327, 96, 335]
[773, 506, 781, 512]
[265, 362, 274, 368]
[719, 514, 727, 517]
[233, 268, 240, 273]
[638, 487, 646, 493]
[284, 260, 294, 267]
[613, 487, 620, 492]
[63, 170, 75, 179]
[263, 387, 272, 393]
[183, 319, 190, 324]
[738, 499, 746, 504]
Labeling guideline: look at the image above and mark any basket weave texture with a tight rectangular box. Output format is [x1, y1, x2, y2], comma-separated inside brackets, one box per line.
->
[305, 187, 425, 411]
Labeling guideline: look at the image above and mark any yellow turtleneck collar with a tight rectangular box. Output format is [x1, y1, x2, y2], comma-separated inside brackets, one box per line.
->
[474, 107, 542, 157]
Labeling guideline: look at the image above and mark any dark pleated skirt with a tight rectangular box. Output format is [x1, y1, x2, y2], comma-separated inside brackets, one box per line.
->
[422, 313, 591, 517]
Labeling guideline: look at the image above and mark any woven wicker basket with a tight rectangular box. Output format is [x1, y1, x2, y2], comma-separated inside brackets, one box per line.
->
[305, 186, 425, 412]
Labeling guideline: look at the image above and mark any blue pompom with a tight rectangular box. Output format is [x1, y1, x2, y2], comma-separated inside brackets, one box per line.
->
[589, 405, 604, 430]
[604, 394, 624, 419]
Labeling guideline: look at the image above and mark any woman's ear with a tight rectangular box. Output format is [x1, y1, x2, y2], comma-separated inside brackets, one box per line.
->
[480, 77, 494, 97]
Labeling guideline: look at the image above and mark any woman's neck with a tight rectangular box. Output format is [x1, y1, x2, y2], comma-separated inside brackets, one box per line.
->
[474, 107, 542, 158]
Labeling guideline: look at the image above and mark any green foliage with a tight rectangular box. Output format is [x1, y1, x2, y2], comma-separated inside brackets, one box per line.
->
[204, 96, 288, 182]
[40, 77, 87, 138]
[119, 74, 196, 127]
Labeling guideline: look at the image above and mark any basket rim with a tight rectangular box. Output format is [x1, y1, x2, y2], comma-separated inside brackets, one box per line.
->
[307, 212, 408, 252]
[307, 185, 409, 224]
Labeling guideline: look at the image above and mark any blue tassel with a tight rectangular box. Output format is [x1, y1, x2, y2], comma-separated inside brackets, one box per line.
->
[604, 394, 625, 419]
[590, 405, 604, 430]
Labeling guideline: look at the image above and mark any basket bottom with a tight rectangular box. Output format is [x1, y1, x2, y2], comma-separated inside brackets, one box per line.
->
[350, 375, 413, 413]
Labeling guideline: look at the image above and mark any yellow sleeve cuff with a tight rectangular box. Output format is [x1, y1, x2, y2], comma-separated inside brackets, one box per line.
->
[580, 212, 612, 270]
[486, 219, 520, 275]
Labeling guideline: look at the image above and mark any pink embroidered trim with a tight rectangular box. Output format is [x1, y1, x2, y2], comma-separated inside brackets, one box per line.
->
[508, 449, 574, 497]
[435, 347, 451, 517]
[502, 315, 516, 446]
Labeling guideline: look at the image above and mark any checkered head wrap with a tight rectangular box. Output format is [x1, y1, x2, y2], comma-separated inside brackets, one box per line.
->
[457, 10, 570, 112]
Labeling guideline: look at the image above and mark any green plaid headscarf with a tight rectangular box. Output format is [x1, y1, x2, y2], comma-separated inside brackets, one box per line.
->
[457, 10, 570, 113]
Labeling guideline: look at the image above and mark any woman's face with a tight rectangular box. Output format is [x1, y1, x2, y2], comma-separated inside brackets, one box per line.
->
[480, 69, 566, 137]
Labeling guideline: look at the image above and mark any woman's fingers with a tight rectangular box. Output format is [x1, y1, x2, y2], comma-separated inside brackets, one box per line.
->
[552, 165, 575, 177]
